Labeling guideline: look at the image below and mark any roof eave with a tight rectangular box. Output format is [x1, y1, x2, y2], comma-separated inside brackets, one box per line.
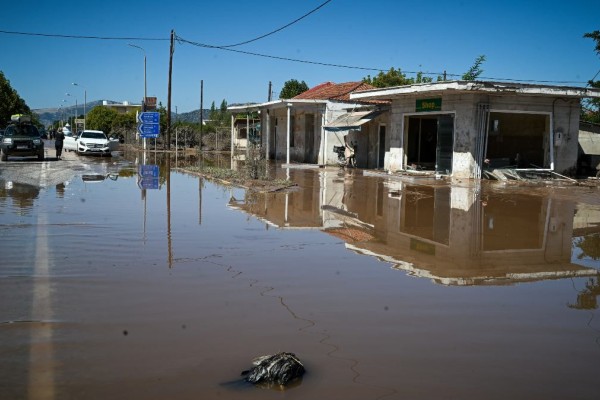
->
[228, 99, 330, 112]
[350, 80, 600, 100]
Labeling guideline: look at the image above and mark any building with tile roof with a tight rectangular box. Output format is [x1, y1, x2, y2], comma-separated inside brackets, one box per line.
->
[229, 81, 390, 167]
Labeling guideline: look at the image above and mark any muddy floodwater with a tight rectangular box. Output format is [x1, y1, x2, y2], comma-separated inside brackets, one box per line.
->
[1, 152, 600, 400]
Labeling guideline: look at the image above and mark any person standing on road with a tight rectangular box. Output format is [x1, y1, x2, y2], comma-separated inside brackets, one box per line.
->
[55, 129, 65, 160]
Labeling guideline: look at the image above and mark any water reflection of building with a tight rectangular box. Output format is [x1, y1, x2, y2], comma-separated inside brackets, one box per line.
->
[230, 169, 600, 286]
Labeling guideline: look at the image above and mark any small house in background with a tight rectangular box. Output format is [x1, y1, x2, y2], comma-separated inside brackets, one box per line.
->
[351, 81, 600, 179]
[228, 81, 389, 167]
[102, 100, 141, 114]
[577, 121, 600, 177]
[232, 115, 260, 151]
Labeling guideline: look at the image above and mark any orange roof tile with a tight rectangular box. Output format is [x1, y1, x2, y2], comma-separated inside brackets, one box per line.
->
[293, 81, 385, 103]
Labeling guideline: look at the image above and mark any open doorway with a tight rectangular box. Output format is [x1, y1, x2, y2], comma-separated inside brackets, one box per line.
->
[378, 124, 386, 169]
[485, 112, 550, 169]
[406, 114, 454, 174]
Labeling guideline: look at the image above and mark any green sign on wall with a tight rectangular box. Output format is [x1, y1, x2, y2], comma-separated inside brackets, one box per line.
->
[416, 98, 442, 112]
[410, 238, 436, 255]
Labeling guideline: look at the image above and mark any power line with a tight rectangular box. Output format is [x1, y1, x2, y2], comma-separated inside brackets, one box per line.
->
[176, 35, 454, 76]
[211, 0, 333, 48]
[176, 35, 589, 85]
[0, 28, 590, 85]
[0, 29, 168, 41]
[176, 35, 389, 72]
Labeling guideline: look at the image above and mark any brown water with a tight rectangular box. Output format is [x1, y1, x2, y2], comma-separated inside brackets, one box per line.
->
[1, 153, 599, 400]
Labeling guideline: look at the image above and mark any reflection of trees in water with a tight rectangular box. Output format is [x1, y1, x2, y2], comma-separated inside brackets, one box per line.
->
[569, 277, 600, 310]
[574, 233, 600, 260]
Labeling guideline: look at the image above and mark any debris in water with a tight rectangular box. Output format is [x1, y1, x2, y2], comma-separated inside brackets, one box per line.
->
[241, 352, 305, 386]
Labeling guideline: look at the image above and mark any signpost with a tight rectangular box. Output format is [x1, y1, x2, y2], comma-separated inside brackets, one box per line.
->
[137, 111, 160, 139]
[137, 164, 159, 190]
[75, 118, 85, 132]
[137, 123, 160, 137]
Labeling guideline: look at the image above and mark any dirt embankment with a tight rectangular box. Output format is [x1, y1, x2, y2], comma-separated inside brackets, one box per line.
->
[175, 166, 297, 193]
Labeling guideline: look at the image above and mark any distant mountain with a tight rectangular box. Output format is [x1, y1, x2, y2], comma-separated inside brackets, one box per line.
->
[33, 102, 211, 126]
[33, 100, 104, 127]
[174, 109, 210, 124]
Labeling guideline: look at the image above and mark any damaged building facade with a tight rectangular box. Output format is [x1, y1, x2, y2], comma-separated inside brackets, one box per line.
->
[228, 82, 389, 167]
[351, 81, 600, 179]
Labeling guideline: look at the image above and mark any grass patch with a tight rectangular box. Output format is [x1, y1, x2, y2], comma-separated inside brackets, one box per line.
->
[181, 165, 294, 192]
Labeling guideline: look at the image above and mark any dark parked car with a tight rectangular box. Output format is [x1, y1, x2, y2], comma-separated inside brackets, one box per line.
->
[0, 115, 44, 161]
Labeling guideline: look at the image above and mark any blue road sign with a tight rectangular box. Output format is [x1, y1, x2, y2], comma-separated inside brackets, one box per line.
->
[137, 112, 160, 124]
[138, 177, 160, 190]
[137, 123, 160, 138]
[138, 164, 159, 178]
[137, 164, 159, 189]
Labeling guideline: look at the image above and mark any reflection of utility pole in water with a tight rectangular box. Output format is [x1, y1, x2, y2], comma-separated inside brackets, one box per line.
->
[166, 155, 173, 268]
[199, 177, 203, 225]
[142, 151, 147, 244]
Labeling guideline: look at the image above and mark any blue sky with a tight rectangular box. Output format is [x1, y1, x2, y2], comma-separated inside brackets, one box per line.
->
[1, 0, 599, 113]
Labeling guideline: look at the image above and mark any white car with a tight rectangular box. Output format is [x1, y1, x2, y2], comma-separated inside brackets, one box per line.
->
[63, 132, 78, 152]
[74, 130, 112, 156]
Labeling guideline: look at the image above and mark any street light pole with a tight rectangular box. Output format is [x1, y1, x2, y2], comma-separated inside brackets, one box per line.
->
[128, 44, 148, 150]
[61, 99, 69, 129]
[128, 44, 147, 111]
[72, 83, 87, 131]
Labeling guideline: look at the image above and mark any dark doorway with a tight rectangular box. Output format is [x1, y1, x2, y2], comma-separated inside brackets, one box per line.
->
[305, 114, 315, 163]
[378, 125, 386, 169]
[406, 115, 454, 173]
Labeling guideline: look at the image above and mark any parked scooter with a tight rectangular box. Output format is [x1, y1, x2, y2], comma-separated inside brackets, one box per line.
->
[333, 144, 356, 167]
[333, 145, 346, 166]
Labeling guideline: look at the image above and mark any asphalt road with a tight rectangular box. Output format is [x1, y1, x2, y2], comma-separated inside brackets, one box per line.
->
[0, 140, 98, 188]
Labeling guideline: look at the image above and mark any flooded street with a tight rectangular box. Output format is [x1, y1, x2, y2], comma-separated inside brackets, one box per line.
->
[1, 151, 600, 400]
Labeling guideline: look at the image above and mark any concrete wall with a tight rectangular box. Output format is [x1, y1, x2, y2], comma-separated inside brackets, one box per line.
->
[263, 102, 358, 165]
[385, 92, 581, 178]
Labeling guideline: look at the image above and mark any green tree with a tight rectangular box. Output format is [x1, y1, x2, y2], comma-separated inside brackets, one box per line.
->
[157, 102, 168, 134]
[0, 71, 31, 126]
[362, 68, 439, 88]
[207, 99, 231, 127]
[415, 71, 434, 84]
[86, 105, 118, 134]
[279, 79, 309, 99]
[462, 55, 486, 81]
[220, 99, 228, 114]
[112, 112, 136, 132]
[209, 101, 217, 121]
[582, 31, 600, 124]
[363, 67, 413, 88]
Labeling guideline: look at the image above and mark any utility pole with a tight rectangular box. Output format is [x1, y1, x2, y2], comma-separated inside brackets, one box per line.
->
[167, 29, 175, 150]
[200, 80, 203, 150]
[268, 81, 272, 102]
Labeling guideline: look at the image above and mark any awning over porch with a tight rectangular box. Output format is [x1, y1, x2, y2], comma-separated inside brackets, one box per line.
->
[579, 130, 600, 155]
[324, 110, 381, 131]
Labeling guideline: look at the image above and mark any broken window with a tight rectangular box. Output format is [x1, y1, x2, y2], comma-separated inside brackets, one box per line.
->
[485, 112, 550, 169]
